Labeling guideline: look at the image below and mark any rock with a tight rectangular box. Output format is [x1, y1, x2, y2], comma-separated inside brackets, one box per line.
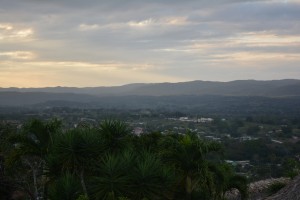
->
[265, 175, 300, 200]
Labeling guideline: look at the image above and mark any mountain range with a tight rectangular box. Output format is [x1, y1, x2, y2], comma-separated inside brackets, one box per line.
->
[0, 79, 300, 108]
[1, 79, 300, 96]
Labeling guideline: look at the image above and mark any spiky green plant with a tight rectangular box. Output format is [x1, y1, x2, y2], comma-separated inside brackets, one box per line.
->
[159, 132, 222, 200]
[131, 151, 175, 200]
[49, 128, 102, 198]
[97, 120, 131, 153]
[48, 172, 82, 200]
[89, 152, 133, 200]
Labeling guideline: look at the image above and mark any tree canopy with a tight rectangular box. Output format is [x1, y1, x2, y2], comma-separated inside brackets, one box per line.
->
[0, 119, 248, 200]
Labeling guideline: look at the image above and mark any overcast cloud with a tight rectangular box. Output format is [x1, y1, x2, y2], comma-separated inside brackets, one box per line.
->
[0, 0, 299, 87]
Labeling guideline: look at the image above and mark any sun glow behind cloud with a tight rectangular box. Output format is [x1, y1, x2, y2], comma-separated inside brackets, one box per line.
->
[0, 51, 36, 60]
[0, 23, 34, 41]
[127, 17, 190, 27]
[78, 16, 190, 32]
[0, 24, 13, 30]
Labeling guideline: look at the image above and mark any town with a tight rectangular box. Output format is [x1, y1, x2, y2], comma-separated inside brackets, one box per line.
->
[1, 106, 300, 183]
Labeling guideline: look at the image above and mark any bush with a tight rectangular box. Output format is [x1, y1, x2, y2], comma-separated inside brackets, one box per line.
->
[267, 182, 286, 196]
[76, 195, 89, 200]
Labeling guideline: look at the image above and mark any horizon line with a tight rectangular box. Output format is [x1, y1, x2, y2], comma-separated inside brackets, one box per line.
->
[0, 78, 299, 89]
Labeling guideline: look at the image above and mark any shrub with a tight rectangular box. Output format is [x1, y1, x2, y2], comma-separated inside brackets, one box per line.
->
[267, 182, 286, 196]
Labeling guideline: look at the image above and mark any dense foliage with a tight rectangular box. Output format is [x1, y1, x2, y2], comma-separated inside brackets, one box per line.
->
[0, 119, 249, 200]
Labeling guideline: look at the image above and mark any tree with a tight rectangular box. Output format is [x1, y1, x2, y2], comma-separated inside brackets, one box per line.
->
[209, 164, 248, 200]
[6, 118, 61, 200]
[49, 127, 102, 199]
[159, 132, 222, 200]
[89, 150, 174, 200]
[89, 152, 133, 200]
[97, 120, 132, 153]
[0, 122, 17, 199]
[48, 172, 82, 200]
[130, 151, 174, 200]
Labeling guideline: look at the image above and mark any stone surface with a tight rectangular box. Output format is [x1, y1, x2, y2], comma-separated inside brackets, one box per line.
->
[266, 175, 300, 200]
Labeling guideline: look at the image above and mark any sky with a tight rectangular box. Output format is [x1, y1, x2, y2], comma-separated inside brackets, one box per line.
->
[0, 0, 300, 87]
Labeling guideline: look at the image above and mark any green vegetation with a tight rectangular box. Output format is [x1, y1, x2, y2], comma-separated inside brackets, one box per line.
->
[0, 119, 248, 200]
[267, 182, 287, 196]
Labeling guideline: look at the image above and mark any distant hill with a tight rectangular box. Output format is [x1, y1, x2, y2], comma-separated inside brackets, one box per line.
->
[0, 92, 99, 106]
[0, 94, 299, 117]
[1, 79, 300, 97]
[124, 79, 300, 96]
[0, 83, 147, 96]
[0, 80, 300, 115]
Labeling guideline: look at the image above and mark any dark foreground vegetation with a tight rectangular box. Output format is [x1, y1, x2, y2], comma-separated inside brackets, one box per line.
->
[0, 119, 248, 200]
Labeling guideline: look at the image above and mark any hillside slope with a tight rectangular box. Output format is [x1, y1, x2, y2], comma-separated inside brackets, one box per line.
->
[1, 80, 300, 97]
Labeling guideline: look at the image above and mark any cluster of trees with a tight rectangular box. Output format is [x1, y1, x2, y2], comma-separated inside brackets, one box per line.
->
[0, 119, 248, 200]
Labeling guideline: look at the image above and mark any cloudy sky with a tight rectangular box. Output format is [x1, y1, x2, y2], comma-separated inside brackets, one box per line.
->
[1, 0, 300, 87]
